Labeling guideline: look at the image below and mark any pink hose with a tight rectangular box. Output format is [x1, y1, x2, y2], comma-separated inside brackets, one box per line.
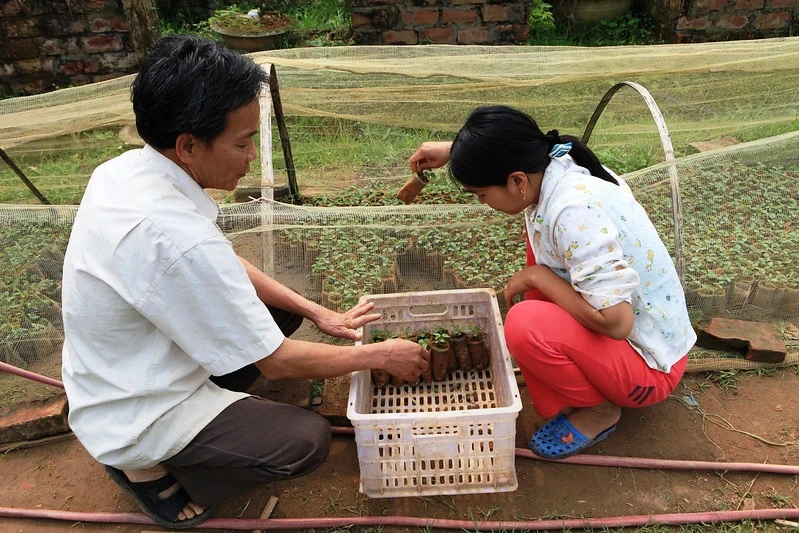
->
[3, 364, 799, 529]
[333, 426, 799, 475]
[0, 361, 64, 389]
[1, 506, 798, 530]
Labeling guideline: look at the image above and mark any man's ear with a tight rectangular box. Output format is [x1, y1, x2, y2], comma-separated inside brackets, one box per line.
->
[174, 133, 196, 164]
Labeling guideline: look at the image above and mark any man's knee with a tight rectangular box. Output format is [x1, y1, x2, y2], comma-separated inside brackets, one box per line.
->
[290, 412, 331, 474]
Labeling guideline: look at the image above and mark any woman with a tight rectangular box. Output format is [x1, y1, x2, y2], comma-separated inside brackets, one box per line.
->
[410, 105, 696, 459]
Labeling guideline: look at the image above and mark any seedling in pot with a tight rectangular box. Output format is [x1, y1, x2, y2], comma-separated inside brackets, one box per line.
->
[450, 325, 473, 371]
[431, 326, 458, 377]
[466, 324, 490, 370]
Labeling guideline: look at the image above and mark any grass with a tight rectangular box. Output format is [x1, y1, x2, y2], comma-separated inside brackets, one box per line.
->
[160, 0, 353, 48]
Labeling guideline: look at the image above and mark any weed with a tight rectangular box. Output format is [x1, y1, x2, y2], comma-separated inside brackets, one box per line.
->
[767, 489, 793, 507]
[754, 367, 777, 378]
[712, 369, 740, 392]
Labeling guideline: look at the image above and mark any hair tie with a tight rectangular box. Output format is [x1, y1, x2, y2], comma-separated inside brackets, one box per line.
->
[545, 129, 572, 158]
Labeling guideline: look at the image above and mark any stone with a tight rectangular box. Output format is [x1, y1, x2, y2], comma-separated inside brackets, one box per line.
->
[118, 123, 144, 146]
[696, 317, 787, 363]
[688, 136, 740, 153]
[0, 393, 69, 445]
[316, 374, 352, 427]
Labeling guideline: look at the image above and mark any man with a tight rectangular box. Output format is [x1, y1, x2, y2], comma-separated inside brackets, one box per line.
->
[61, 35, 428, 530]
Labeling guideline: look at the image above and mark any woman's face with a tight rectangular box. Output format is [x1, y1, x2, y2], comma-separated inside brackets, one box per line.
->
[461, 172, 540, 215]
[462, 184, 524, 214]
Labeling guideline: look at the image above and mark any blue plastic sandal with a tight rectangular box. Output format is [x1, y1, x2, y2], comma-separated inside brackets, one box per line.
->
[528, 413, 617, 459]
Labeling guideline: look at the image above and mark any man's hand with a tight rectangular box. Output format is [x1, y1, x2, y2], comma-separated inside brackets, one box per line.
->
[377, 338, 430, 382]
[314, 300, 381, 341]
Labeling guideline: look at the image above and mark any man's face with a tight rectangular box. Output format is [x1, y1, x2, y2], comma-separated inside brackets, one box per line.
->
[187, 99, 260, 191]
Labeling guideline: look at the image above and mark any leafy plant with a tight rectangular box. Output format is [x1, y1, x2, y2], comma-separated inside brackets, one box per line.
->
[370, 328, 392, 342]
[466, 324, 483, 340]
[431, 326, 450, 346]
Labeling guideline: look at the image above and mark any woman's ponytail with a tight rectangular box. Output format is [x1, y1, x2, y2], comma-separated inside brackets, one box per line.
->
[558, 134, 618, 186]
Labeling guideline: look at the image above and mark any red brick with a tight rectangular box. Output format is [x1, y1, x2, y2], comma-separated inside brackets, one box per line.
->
[82, 35, 123, 53]
[71, 0, 106, 13]
[402, 7, 439, 26]
[351, 12, 370, 27]
[1, 39, 39, 61]
[61, 60, 85, 75]
[483, 4, 510, 21]
[15, 57, 55, 74]
[676, 15, 713, 29]
[2, 0, 24, 16]
[767, 0, 794, 7]
[44, 17, 90, 36]
[1, 63, 15, 78]
[457, 27, 490, 44]
[442, 7, 479, 24]
[496, 22, 529, 42]
[0, 394, 69, 444]
[754, 11, 790, 28]
[734, 0, 765, 8]
[90, 16, 131, 33]
[718, 13, 750, 27]
[696, 0, 730, 12]
[420, 27, 456, 43]
[97, 52, 139, 71]
[5, 18, 41, 38]
[41, 37, 81, 56]
[696, 318, 787, 363]
[383, 30, 418, 44]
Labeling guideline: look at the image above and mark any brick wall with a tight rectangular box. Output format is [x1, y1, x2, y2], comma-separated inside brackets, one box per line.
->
[0, 0, 160, 96]
[646, 0, 799, 41]
[351, 0, 530, 45]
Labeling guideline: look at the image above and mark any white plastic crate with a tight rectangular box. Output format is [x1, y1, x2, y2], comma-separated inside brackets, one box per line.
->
[347, 288, 523, 498]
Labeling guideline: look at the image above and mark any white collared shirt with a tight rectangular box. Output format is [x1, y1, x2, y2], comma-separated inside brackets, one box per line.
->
[524, 155, 696, 372]
[61, 145, 284, 469]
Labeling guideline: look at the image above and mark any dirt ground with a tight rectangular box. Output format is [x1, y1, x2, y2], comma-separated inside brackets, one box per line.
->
[2, 248, 798, 532]
[2, 357, 799, 532]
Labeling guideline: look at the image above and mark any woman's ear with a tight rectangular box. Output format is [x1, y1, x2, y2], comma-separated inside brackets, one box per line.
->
[508, 171, 528, 195]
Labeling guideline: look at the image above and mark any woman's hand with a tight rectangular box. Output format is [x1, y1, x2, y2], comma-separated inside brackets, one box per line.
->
[409, 141, 453, 173]
[504, 266, 541, 310]
[313, 301, 381, 341]
[504, 265, 634, 340]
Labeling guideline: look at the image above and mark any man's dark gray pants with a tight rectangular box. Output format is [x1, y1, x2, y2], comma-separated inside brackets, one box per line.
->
[162, 307, 331, 506]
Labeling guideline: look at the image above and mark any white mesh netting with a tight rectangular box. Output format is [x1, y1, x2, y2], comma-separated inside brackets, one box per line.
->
[1, 39, 798, 409]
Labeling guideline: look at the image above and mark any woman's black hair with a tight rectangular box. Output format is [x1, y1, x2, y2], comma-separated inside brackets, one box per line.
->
[130, 35, 269, 150]
[449, 105, 618, 188]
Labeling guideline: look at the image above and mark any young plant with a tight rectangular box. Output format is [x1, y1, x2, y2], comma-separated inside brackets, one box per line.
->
[431, 326, 450, 347]
[370, 328, 392, 343]
[466, 324, 483, 340]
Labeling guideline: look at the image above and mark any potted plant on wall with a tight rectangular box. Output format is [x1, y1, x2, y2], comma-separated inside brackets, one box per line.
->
[209, 1, 296, 53]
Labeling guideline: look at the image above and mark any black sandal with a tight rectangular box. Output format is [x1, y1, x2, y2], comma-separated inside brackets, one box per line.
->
[104, 465, 215, 529]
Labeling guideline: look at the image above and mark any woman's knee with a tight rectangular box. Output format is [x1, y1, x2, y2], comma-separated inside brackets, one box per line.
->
[504, 300, 552, 356]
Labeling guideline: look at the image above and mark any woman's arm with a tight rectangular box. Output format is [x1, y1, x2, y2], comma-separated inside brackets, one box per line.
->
[505, 265, 634, 340]
[409, 141, 453, 173]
